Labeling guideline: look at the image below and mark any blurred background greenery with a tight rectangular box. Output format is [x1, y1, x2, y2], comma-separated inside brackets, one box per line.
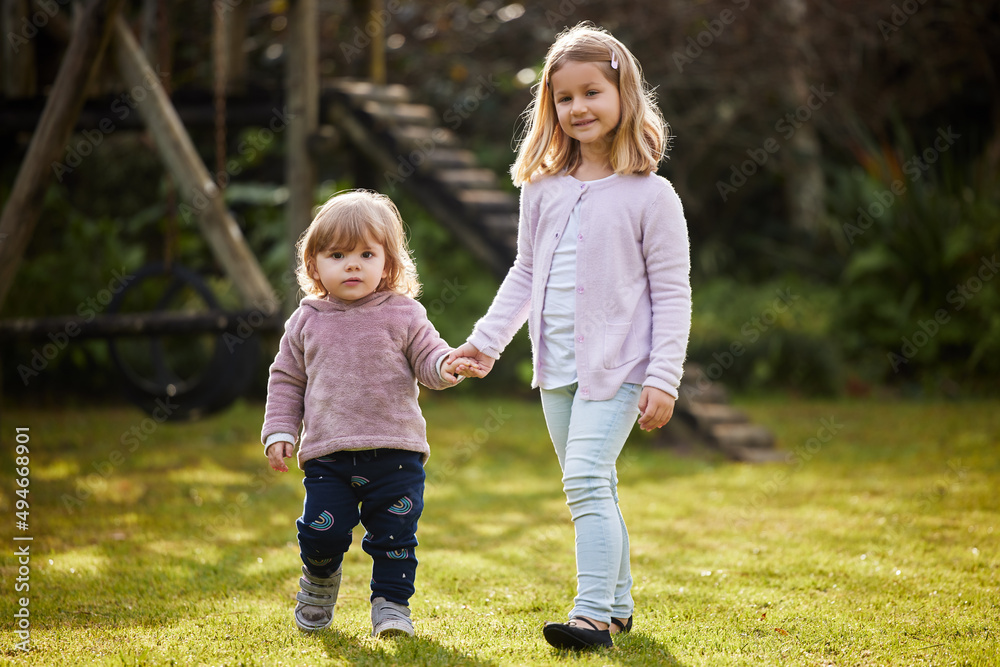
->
[2, 0, 998, 406]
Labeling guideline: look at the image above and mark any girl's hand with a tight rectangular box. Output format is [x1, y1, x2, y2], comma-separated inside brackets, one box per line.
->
[441, 356, 487, 382]
[266, 441, 295, 472]
[446, 342, 496, 378]
[638, 387, 675, 431]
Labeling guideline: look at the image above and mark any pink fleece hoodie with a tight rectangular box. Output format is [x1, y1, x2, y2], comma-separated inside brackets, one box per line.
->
[261, 291, 453, 466]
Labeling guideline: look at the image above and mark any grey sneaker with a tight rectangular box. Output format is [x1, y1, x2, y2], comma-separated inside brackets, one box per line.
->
[371, 597, 414, 637]
[294, 565, 341, 631]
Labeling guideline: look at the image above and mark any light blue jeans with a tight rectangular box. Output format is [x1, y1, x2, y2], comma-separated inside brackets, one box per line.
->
[539, 382, 642, 623]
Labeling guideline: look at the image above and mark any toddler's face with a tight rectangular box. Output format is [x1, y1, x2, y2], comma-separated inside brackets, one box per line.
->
[312, 238, 388, 303]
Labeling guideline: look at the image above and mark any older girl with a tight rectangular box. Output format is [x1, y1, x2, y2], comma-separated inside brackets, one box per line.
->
[448, 23, 692, 650]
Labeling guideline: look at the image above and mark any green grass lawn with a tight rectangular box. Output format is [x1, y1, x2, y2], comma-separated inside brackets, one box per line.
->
[2, 393, 998, 666]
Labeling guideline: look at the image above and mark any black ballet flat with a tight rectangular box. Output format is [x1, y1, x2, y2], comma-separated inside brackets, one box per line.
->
[611, 615, 633, 635]
[543, 617, 613, 650]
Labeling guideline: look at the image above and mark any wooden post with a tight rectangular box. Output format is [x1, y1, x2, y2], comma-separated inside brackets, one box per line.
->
[2, 0, 37, 98]
[779, 0, 824, 236]
[284, 0, 318, 312]
[140, 0, 158, 64]
[212, 0, 228, 186]
[225, 0, 250, 95]
[0, 0, 122, 310]
[112, 15, 278, 312]
[368, 0, 386, 85]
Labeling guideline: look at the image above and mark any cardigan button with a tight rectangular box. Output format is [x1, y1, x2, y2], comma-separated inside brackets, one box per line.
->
[576, 286, 584, 293]
[576, 335, 584, 343]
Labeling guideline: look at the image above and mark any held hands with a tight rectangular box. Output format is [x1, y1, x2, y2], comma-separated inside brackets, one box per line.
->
[266, 441, 295, 472]
[638, 386, 675, 432]
[445, 342, 496, 379]
[440, 355, 488, 383]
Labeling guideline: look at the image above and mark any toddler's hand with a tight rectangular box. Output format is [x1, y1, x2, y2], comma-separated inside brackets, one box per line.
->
[445, 343, 496, 378]
[454, 356, 489, 379]
[441, 356, 487, 383]
[266, 441, 295, 472]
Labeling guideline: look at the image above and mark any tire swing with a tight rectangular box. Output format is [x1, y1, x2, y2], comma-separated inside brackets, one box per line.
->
[106, 262, 259, 421]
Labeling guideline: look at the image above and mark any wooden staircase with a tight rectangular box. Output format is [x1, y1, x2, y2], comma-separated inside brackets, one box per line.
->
[662, 364, 782, 461]
[322, 79, 518, 279]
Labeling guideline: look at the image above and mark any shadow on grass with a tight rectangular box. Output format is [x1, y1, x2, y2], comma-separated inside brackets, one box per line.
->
[315, 631, 500, 666]
[14, 399, 705, 663]
[611, 631, 685, 666]
[539, 632, 684, 665]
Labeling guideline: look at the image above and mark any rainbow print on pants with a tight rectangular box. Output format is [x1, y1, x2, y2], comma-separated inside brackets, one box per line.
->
[309, 510, 334, 531]
[388, 496, 413, 515]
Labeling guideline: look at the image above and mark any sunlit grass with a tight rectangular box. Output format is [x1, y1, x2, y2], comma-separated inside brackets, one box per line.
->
[1, 394, 998, 665]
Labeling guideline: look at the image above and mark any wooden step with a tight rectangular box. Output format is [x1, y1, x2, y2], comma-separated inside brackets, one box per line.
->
[455, 189, 518, 212]
[421, 148, 478, 169]
[482, 212, 518, 234]
[677, 363, 729, 404]
[709, 423, 782, 462]
[436, 167, 499, 190]
[361, 100, 438, 127]
[327, 79, 411, 104]
[685, 402, 749, 431]
[393, 125, 458, 149]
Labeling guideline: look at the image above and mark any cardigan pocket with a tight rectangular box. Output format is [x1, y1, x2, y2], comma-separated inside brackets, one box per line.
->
[603, 322, 638, 369]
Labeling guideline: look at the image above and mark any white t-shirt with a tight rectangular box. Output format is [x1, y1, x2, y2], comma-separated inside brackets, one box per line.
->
[538, 197, 582, 389]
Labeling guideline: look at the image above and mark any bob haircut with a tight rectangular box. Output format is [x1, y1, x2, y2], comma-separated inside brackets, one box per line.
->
[295, 190, 420, 299]
[510, 23, 668, 186]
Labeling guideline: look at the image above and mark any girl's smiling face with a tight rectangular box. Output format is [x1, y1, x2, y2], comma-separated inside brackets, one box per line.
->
[312, 238, 388, 303]
[550, 60, 621, 148]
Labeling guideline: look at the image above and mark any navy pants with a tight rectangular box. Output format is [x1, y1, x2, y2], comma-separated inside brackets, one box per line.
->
[297, 449, 425, 606]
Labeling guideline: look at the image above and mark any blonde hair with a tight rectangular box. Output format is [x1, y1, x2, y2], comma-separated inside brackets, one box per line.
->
[510, 23, 667, 186]
[296, 190, 421, 299]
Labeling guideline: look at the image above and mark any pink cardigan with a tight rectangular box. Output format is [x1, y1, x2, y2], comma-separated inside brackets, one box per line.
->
[261, 291, 453, 466]
[468, 171, 691, 400]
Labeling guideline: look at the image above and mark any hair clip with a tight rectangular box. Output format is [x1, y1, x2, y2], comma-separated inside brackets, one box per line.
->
[610, 51, 619, 70]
